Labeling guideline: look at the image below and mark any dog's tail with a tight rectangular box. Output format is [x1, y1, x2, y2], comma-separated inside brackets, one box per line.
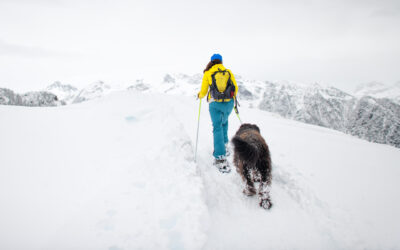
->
[231, 136, 259, 163]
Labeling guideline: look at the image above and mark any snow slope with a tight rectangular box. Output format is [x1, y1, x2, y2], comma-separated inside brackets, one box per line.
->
[0, 91, 400, 249]
[132, 74, 400, 148]
[5, 74, 400, 148]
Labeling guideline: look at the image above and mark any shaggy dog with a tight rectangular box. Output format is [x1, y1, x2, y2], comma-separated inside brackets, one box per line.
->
[231, 123, 272, 209]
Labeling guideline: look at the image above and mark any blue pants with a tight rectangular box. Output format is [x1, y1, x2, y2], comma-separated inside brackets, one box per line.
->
[209, 99, 234, 158]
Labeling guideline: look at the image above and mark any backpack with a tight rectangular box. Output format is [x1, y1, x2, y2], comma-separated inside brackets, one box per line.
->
[208, 69, 236, 102]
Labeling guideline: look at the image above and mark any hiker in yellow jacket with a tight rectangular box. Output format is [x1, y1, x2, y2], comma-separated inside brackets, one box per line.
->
[198, 54, 238, 173]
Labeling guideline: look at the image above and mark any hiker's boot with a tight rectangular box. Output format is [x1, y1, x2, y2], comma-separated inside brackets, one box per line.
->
[213, 156, 231, 173]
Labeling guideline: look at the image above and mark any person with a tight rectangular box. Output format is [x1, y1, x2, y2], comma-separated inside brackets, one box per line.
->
[197, 54, 238, 173]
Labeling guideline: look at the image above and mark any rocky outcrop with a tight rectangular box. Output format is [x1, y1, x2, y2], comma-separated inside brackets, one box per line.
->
[0, 88, 64, 107]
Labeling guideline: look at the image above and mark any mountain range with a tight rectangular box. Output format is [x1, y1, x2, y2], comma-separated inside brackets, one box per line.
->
[1, 75, 399, 148]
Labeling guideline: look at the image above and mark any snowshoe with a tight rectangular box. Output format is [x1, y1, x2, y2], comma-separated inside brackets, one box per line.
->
[213, 156, 231, 173]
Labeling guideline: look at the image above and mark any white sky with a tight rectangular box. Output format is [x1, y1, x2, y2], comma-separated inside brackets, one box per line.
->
[0, 0, 399, 92]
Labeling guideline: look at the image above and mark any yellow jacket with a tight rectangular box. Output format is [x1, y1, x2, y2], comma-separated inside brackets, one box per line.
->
[198, 64, 238, 102]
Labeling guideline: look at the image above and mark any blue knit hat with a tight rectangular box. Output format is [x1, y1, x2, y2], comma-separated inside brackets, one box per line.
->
[211, 54, 222, 62]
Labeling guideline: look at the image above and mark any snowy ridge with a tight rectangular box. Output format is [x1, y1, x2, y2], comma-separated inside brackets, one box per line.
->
[1, 91, 399, 249]
[255, 81, 400, 148]
[2, 75, 400, 148]
[0, 87, 64, 107]
[155, 73, 202, 96]
[141, 74, 400, 148]
[72, 81, 113, 104]
[354, 81, 400, 104]
[127, 79, 151, 92]
[45, 81, 78, 104]
[347, 96, 400, 147]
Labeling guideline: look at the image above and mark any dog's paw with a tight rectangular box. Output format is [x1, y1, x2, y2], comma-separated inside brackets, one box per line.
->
[243, 187, 256, 196]
[260, 199, 273, 210]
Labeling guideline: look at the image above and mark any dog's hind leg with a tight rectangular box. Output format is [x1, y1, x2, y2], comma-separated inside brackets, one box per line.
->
[242, 165, 256, 196]
[251, 169, 262, 183]
[259, 181, 272, 209]
[258, 165, 272, 209]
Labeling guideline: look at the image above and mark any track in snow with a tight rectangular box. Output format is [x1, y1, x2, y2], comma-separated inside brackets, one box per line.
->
[1, 91, 400, 250]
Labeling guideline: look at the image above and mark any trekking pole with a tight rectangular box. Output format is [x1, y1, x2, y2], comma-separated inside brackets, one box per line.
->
[194, 98, 202, 162]
[234, 97, 243, 124]
[235, 107, 242, 124]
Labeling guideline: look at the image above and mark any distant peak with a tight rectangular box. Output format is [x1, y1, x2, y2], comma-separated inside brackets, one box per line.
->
[163, 74, 175, 83]
[50, 81, 62, 86]
[354, 81, 386, 92]
[84, 80, 110, 89]
[310, 82, 322, 88]
[91, 80, 105, 85]
[46, 81, 78, 91]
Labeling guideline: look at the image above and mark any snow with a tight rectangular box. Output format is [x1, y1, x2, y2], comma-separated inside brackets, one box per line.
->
[72, 81, 114, 104]
[1, 90, 400, 249]
[45, 81, 78, 104]
[0, 88, 63, 107]
[354, 81, 400, 104]
[33, 75, 400, 148]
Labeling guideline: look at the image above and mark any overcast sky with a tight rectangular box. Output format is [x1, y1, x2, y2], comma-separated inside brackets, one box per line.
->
[0, 0, 399, 92]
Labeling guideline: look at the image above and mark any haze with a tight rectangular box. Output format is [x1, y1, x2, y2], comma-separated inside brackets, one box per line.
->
[0, 0, 399, 92]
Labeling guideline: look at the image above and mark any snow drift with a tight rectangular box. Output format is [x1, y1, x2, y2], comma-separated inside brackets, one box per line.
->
[1, 90, 400, 250]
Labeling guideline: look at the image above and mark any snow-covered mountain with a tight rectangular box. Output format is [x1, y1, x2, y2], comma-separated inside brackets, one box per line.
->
[127, 79, 151, 92]
[245, 80, 355, 131]
[354, 81, 400, 104]
[2, 80, 119, 106]
[45, 81, 79, 104]
[0, 88, 64, 107]
[1, 90, 399, 249]
[252, 81, 400, 148]
[348, 96, 400, 147]
[72, 81, 112, 104]
[126, 74, 202, 98]
[133, 74, 400, 148]
[146, 73, 202, 96]
[0, 88, 22, 105]
[2, 75, 400, 148]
